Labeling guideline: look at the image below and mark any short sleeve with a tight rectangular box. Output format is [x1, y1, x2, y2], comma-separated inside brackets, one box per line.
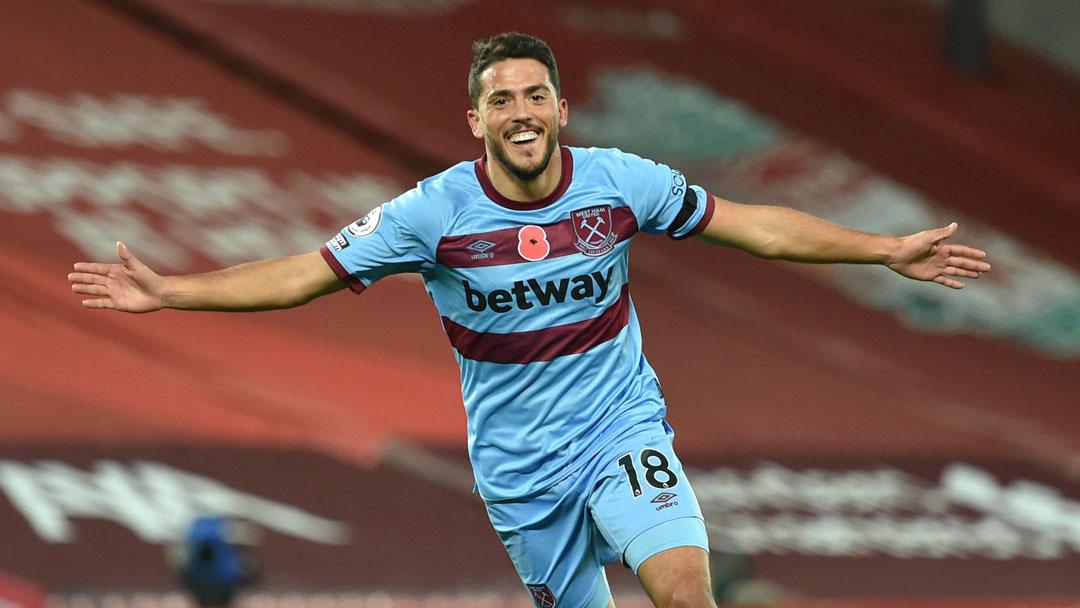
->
[319, 188, 439, 293]
[616, 151, 715, 239]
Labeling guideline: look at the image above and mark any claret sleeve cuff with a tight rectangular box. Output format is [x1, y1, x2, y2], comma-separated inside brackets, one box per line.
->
[319, 245, 367, 294]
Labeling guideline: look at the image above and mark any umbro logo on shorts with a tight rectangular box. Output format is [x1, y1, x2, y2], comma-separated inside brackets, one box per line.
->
[526, 584, 557, 608]
[651, 492, 677, 504]
[652, 492, 679, 511]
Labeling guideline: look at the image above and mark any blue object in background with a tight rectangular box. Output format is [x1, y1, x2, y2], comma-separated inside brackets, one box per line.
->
[180, 516, 255, 606]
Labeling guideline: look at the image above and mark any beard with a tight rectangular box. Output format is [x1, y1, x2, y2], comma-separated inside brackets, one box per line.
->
[486, 126, 559, 183]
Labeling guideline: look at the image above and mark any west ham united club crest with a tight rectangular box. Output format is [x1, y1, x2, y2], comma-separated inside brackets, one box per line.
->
[571, 205, 617, 257]
[526, 584, 557, 608]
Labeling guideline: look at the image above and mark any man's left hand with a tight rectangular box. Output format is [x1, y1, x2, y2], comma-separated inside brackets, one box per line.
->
[887, 222, 991, 289]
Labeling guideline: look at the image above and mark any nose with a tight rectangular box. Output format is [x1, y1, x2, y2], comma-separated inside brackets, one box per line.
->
[511, 95, 532, 120]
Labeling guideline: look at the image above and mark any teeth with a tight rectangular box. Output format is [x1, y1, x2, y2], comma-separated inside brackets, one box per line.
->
[510, 131, 538, 143]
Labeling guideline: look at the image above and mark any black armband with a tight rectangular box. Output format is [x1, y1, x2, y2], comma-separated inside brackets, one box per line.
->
[666, 188, 700, 240]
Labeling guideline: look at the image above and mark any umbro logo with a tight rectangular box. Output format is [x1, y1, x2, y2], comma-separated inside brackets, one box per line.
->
[651, 492, 677, 504]
[468, 240, 497, 260]
[468, 240, 496, 252]
[652, 492, 679, 511]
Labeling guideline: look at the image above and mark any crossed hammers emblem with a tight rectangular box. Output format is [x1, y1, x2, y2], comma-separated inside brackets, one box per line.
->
[579, 215, 607, 244]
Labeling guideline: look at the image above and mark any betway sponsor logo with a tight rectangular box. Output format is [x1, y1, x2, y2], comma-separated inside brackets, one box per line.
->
[463, 268, 613, 313]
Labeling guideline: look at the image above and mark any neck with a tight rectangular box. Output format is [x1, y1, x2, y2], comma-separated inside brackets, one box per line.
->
[485, 147, 563, 203]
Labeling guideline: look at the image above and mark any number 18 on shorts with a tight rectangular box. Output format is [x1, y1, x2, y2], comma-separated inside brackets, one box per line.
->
[485, 422, 709, 608]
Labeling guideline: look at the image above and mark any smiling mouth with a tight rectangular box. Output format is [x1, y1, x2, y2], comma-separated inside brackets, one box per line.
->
[508, 130, 540, 146]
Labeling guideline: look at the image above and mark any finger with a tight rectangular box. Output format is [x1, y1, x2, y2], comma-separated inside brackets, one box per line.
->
[72, 283, 109, 296]
[930, 222, 959, 243]
[944, 267, 982, 279]
[945, 244, 987, 259]
[116, 241, 143, 270]
[947, 256, 992, 272]
[68, 272, 108, 285]
[933, 275, 964, 289]
[72, 262, 113, 275]
[82, 298, 116, 309]
[117, 241, 132, 264]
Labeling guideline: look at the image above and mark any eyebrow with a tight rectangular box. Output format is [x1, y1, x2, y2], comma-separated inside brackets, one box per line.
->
[486, 84, 552, 101]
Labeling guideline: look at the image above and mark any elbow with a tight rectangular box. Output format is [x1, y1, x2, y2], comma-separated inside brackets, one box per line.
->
[751, 236, 785, 260]
[280, 267, 339, 308]
[279, 282, 318, 309]
[265, 275, 313, 310]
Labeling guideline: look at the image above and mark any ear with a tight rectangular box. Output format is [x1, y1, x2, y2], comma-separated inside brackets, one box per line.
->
[558, 98, 568, 128]
[467, 107, 483, 140]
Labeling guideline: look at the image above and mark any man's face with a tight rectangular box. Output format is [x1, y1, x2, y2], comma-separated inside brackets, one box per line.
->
[468, 58, 568, 182]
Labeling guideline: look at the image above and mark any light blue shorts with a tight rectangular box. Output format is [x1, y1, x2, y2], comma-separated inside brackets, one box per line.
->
[484, 421, 708, 608]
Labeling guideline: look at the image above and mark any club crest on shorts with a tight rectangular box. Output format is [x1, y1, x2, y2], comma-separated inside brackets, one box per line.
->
[526, 584, 557, 608]
[571, 205, 617, 257]
[347, 205, 382, 237]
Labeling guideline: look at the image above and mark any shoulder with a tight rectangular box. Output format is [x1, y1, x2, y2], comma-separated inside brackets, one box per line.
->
[363, 161, 477, 249]
[413, 160, 481, 203]
[571, 145, 657, 165]
[386, 161, 479, 222]
[570, 146, 666, 181]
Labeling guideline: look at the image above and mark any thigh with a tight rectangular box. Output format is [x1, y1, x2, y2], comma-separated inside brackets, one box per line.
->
[637, 546, 715, 608]
[485, 477, 613, 608]
[588, 424, 709, 573]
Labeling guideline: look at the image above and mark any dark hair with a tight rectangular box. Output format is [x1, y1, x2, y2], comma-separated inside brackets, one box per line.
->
[468, 32, 560, 108]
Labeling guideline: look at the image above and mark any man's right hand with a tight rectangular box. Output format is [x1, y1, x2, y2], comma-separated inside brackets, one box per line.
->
[69, 241, 165, 313]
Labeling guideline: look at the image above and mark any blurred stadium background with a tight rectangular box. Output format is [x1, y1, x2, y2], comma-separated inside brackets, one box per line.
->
[1, 0, 1078, 606]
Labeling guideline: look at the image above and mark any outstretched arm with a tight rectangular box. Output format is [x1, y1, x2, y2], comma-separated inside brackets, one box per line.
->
[699, 196, 990, 289]
[69, 241, 344, 312]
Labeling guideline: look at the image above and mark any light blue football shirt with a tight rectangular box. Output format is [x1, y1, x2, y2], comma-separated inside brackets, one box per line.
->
[322, 146, 715, 501]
